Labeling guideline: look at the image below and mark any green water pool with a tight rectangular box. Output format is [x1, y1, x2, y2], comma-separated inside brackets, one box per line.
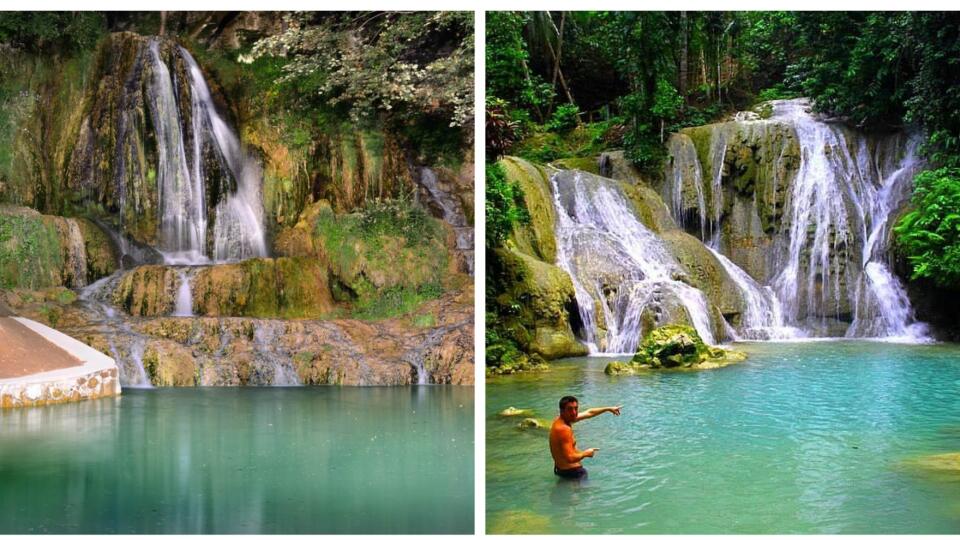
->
[487, 340, 960, 534]
[0, 386, 473, 534]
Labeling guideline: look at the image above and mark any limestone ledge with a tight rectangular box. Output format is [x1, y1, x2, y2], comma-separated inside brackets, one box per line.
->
[0, 317, 121, 408]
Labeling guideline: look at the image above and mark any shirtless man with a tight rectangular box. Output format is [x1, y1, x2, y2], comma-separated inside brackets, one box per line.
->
[549, 395, 622, 479]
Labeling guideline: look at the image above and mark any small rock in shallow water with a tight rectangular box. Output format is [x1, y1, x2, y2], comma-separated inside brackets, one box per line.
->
[517, 418, 545, 430]
[500, 406, 532, 417]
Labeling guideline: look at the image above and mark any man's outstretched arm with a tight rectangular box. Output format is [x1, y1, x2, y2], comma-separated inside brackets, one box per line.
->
[575, 405, 622, 422]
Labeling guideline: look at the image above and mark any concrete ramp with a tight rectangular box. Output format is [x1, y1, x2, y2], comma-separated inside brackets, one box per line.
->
[0, 316, 121, 408]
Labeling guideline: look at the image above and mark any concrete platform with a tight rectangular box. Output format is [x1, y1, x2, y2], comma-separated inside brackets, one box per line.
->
[0, 316, 121, 409]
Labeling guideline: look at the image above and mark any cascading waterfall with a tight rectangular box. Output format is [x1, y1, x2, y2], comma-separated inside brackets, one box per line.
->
[145, 40, 267, 265]
[148, 40, 207, 264]
[661, 98, 929, 341]
[551, 169, 716, 354]
[79, 274, 153, 387]
[706, 246, 802, 340]
[179, 47, 268, 263]
[664, 135, 707, 239]
[770, 100, 928, 339]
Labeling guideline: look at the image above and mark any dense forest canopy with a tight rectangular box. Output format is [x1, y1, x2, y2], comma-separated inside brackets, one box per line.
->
[486, 11, 960, 291]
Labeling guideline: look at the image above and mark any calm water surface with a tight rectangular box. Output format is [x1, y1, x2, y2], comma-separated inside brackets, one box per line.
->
[487, 341, 960, 534]
[0, 386, 473, 534]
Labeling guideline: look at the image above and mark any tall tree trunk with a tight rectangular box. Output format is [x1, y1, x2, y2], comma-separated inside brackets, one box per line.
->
[679, 11, 688, 101]
[159, 11, 167, 36]
[543, 12, 578, 120]
[701, 47, 710, 101]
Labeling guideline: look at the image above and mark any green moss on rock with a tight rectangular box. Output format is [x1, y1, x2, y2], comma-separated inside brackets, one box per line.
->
[500, 157, 557, 262]
[628, 324, 746, 370]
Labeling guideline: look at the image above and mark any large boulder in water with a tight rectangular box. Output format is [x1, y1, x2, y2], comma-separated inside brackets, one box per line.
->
[624, 324, 746, 370]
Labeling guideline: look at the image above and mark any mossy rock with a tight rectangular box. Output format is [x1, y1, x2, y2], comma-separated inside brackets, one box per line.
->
[517, 417, 548, 430]
[142, 341, 198, 387]
[500, 156, 557, 262]
[499, 406, 534, 417]
[0, 206, 66, 290]
[74, 218, 119, 282]
[190, 257, 335, 318]
[632, 324, 746, 369]
[492, 247, 586, 361]
[552, 156, 601, 175]
[112, 265, 178, 316]
[604, 361, 636, 375]
[661, 229, 742, 317]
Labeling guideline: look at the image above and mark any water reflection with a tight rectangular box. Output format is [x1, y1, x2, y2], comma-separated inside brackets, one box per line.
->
[0, 387, 473, 533]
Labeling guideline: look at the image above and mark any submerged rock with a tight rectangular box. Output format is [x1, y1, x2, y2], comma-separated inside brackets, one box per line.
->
[517, 417, 546, 430]
[499, 406, 533, 417]
[901, 452, 960, 479]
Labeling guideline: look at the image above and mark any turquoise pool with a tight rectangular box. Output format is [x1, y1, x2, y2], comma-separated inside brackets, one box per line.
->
[1, 386, 474, 534]
[487, 341, 960, 533]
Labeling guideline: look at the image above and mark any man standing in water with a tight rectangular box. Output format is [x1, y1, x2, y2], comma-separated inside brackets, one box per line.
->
[549, 395, 621, 479]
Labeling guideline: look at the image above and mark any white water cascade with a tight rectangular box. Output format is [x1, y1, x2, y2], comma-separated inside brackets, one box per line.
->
[551, 170, 716, 353]
[661, 98, 929, 341]
[706, 246, 802, 340]
[174, 270, 193, 317]
[145, 40, 267, 265]
[179, 47, 268, 262]
[770, 100, 928, 339]
[419, 167, 474, 274]
[148, 40, 207, 264]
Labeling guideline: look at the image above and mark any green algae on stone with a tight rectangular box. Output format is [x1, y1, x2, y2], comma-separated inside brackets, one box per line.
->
[500, 156, 558, 262]
[617, 324, 747, 371]
[0, 207, 67, 290]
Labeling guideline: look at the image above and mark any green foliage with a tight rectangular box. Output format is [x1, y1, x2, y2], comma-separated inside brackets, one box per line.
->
[486, 97, 521, 160]
[485, 162, 529, 247]
[353, 282, 444, 320]
[0, 213, 64, 289]
[486, 12, 553, 122]
[250, 12, 473, 128]
[0, 12, 106, 53]
[755, 85, 799, 103]
[894, 168, 960, 288]
[547, 104, 580, 132]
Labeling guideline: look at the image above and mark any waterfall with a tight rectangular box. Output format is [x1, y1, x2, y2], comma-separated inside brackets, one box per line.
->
[147, 40, 208, 265]
[79, 274, 154, 388]
[252, 324, 301, 386]
[661, 98, 929, 341]
[173, 270, 193, 317]
[551, 169, 716, 353]
[143, 40, 267, 265]
[770, 100, 928, 340]
[418, 167, 474, 275]
[664, 135, 707, 239]
[179, 47, 268, 262]
[706, 246, 803, 340]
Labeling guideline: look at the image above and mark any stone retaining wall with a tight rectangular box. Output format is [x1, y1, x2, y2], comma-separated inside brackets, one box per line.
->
[0, 317, 121, 408]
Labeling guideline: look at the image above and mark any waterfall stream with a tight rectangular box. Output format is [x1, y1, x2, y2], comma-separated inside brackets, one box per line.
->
[145, 39, 267, 265]
[550, 170, 716, 353]
[658, 98, 930, 342]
